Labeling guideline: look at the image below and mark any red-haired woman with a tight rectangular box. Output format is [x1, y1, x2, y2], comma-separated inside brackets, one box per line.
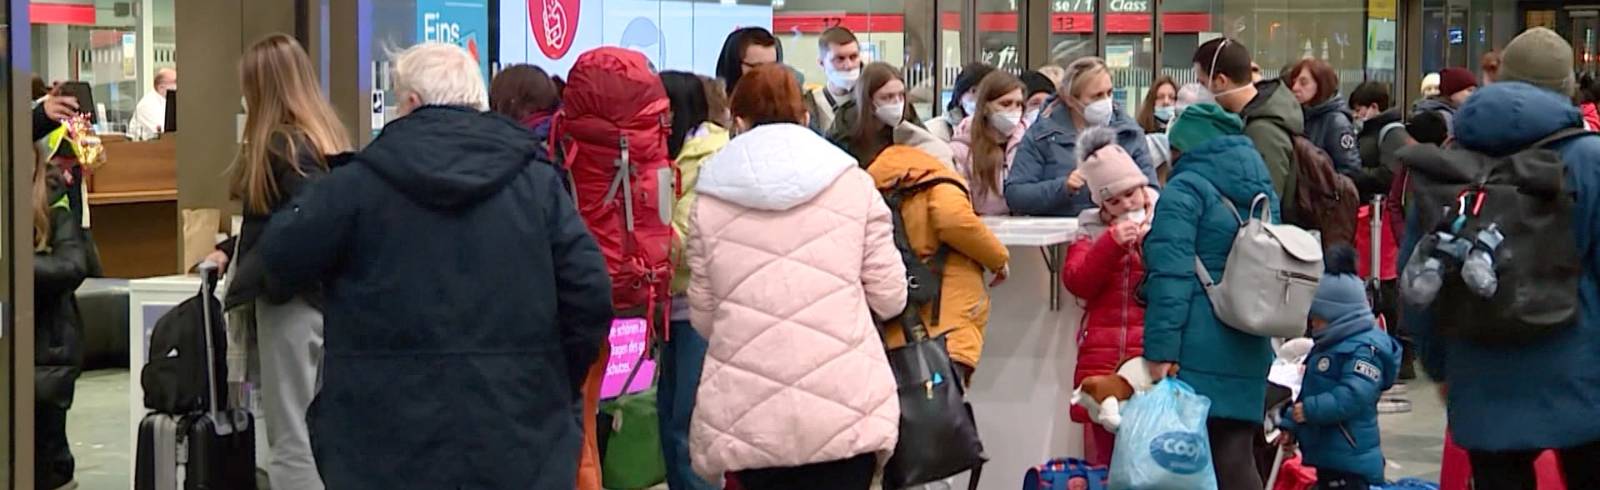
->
[1288, 58, 1360, 175]
[685, 64, 904, 490]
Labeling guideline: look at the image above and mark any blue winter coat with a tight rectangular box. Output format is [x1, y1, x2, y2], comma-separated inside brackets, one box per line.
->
[1400, 81, 1600, 452]
[1279, 308, 1401, 482]
[1141, 135, 1280, 422]
[1005, 101, 1156, 216]
[259, 106, 616, 489]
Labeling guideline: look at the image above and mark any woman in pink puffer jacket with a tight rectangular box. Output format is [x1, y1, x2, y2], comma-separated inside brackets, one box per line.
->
[686, 65, 906, 490]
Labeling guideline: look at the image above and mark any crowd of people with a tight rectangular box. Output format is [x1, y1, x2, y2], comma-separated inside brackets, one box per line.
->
[20, 17, 1600, 490]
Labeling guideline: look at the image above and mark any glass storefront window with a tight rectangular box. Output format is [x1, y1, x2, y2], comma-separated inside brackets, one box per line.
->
[1163, 0, 1367, 98]
[1105, 0, 1153, 112]
[29, 0, 176, 134]
[1049, 0, 1096, 69]
[935, 0, 963, 115]
[978, 0, 1021, 75]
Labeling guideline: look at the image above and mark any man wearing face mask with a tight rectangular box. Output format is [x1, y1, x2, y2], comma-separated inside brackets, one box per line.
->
[806, 27, 863, 135]
[1021, 70, 1057, 127]
[1191, 37, 1304, 219]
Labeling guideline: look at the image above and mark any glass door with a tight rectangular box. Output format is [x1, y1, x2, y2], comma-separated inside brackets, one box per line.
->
[2, 0, 22, 485]
[1574, 10, 1600, 74]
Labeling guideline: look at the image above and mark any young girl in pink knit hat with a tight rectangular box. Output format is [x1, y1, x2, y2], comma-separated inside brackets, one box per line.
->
[1060, 126, 1159, 465]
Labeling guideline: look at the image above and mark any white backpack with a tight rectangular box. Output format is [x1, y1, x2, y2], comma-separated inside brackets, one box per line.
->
[1193, 192, 1324, 338]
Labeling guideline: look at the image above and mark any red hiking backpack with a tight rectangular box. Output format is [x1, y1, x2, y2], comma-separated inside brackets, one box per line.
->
[551, 47, 675, 324]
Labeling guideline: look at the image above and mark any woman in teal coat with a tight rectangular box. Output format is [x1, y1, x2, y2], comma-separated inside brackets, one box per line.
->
[1140, 103, 1279, 490]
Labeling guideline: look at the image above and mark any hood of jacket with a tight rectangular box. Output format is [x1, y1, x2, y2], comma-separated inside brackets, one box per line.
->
[359, 106, 535, 210]
[1171, 134, 1278, 206]
[1356, 107, 1404, 139]
[869, 144, 966, 191]
[1455, 81, 1586, 157]
[1412, 96, 1457, 116]
[894, 121, 955, 166]
[1305, 94, 1352, 122]
[680, 122, 730, 163]
[698, 123, 857, 211]
[1241, 79, 1306, 136]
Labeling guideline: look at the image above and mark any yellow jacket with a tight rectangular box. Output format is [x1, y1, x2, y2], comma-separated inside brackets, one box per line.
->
[867, 145, 1009, 369]
[671, 122, 730, 294]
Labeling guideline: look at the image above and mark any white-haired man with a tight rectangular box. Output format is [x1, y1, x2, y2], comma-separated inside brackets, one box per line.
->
[257, 42, 614, 490]
[128, 67, 175, 140]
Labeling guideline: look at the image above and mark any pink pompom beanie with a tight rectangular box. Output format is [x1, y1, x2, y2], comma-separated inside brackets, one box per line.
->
[1079, 141, 1147, 205]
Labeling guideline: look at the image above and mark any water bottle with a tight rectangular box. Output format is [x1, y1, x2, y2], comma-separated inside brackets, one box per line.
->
[1462, 224, 1504, 298]
[1401, 233, 1444, 306]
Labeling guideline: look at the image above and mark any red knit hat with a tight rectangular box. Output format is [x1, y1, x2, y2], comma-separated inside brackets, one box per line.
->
[1438, 67, 1477, 97]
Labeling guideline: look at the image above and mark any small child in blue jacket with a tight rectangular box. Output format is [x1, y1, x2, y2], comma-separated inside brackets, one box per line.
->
[1280, 246, 1403, 489]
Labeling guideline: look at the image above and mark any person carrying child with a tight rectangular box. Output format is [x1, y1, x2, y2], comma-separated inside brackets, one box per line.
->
[1061, 126, 1156, 466]
[1278, 245, 1402, 490]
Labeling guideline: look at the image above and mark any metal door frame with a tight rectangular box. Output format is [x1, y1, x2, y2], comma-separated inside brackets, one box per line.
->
[4, 0, 36, 486]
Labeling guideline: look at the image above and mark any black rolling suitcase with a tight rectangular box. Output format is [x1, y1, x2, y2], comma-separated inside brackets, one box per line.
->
[136, 262, 257, 490]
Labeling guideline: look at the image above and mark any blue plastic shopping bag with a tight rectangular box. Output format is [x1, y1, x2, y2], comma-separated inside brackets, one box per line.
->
[1108, 379, 1218, 490]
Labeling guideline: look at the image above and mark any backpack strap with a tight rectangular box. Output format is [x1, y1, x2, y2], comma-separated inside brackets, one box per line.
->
[1378, 122, 1407, 145]
[887, 176, 969, 339]
[1531, 127, 1593, 150]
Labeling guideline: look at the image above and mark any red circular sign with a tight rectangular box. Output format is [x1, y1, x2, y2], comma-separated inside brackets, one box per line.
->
[530, 0, 581, 59]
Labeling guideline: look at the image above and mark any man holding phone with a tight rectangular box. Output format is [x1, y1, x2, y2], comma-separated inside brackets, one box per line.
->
[33, 91, 78, 141]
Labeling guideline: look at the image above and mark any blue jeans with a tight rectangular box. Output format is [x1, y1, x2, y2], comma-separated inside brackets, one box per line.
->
[659, 320, 717, 490]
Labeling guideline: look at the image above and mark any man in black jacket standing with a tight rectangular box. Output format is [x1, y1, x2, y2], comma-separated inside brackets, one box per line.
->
[258, 42, 614, 490]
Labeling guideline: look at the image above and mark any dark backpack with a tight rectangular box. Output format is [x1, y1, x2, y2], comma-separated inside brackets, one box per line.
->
[1396, 127, 1586, 344]
[882, 176, 968, 330]
[141, 284, 227, 414]
[1291, 134, 1362, 249]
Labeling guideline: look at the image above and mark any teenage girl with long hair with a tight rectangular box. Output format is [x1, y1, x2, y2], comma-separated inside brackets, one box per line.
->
[209, 33, 352, 490]
[951, 71, 1027, 216]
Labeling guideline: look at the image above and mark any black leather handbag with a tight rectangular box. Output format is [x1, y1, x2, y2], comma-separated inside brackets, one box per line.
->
[880, 247, 986, 488]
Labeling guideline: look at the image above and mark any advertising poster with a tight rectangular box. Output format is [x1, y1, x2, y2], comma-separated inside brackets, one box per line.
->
[601, 317, 655, 398]
[503, 0, 772, 77]
[417, 0, 491, 81]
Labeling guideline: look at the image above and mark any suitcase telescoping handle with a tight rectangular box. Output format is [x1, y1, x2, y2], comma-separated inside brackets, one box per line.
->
[196, 262, 241, 436]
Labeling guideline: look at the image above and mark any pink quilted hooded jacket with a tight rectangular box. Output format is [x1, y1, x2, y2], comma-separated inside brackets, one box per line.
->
[686, 123, 906, 478]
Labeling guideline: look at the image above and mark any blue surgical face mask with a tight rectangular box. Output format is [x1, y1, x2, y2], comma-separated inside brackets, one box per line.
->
[1154, 105, 1176, 122]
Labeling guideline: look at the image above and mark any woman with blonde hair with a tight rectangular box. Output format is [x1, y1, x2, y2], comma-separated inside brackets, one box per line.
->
[1006, 56, 1156, 216]
[206, 32, 351, 490]
[950, 70, 1028, 215]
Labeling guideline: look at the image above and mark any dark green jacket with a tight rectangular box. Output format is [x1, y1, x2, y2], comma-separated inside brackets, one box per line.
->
[1239, 80, 1304, 217]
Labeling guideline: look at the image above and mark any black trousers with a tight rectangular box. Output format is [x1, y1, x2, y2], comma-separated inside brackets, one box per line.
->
[1208, 418, 1264, 490]
[1469, 438, 1600, 490]
[735, 453, 877, 490]
[35, 403, 74, 490]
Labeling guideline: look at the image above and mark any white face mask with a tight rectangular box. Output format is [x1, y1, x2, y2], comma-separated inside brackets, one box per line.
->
[1122, 208, 1148, 224]
[874, 102, 905, 127]
[961, 97, 978, 117]
[1083, 98, 1114, 127]
[1024, 108, 1042, 126]
[989, 110, 1023, 135]
[826, 66, 860, 91]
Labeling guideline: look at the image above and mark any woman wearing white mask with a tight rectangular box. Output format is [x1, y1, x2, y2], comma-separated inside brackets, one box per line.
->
[950, 71, 1028, 216]
[831, 62, 952, 168]
[1006, 56, 1156, 217]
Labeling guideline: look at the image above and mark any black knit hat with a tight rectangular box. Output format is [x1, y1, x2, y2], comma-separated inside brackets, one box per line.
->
[948, 62, 996, 112]
[1022, 71, 1056, 98]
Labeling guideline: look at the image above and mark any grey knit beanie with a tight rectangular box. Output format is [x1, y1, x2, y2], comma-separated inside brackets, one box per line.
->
[1500, 27, 1577, 97]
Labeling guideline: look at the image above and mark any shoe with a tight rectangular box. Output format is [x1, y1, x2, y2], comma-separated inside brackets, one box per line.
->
[1378, 397, 1412, 414]
[1386, 383, 1409, 395]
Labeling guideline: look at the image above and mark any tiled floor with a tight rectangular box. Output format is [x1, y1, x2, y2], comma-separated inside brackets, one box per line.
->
[68, 369, 1447, 489]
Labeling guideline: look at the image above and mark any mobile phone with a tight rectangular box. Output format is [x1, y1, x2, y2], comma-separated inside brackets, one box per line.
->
[57, 81, 97, 122]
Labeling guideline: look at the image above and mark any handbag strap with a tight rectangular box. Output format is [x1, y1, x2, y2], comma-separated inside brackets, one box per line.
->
[967, 463, 982, 490]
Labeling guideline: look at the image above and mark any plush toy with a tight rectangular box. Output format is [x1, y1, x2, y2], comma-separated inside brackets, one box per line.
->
[1071, 358, 1156, 432]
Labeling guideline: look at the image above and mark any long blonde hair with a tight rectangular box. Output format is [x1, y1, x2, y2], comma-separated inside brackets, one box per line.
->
[232, 34, 352, 214]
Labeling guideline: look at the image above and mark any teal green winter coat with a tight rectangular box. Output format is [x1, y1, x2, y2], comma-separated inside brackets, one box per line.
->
[1141, 135, 1280, 422]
